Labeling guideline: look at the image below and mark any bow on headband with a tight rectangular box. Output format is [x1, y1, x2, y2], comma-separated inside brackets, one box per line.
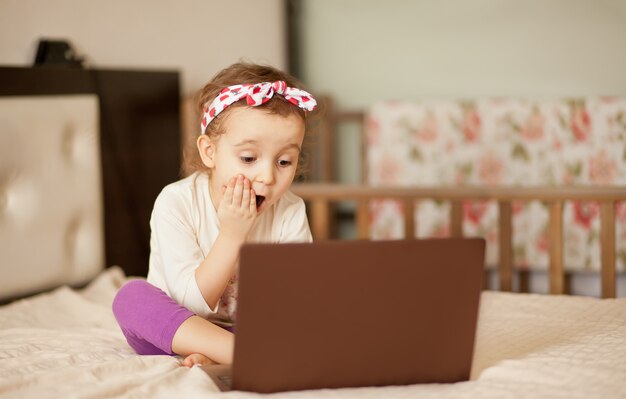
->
[201, 81, 317, 134]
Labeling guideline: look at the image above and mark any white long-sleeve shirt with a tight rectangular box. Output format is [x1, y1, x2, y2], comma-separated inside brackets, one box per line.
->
[146, 172, 312, 326]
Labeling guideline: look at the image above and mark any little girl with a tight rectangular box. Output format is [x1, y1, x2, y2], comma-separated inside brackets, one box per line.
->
[112, 62, 317, 367]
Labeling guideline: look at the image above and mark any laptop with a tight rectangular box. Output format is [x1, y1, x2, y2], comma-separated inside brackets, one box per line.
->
[202, 237, 485, 393]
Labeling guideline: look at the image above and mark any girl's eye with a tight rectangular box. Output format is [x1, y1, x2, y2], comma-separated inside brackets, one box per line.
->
[278, 159, 292, 167]
[240, 156, 256, 163]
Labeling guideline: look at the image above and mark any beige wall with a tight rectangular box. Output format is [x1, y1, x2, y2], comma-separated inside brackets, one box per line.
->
[301, 0, 626, 108]
[300, 0, 626, 181]
[0, 0, 286, 96]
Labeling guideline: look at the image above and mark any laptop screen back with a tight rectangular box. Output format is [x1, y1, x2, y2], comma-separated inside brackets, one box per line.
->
[232, 238, 485, 393]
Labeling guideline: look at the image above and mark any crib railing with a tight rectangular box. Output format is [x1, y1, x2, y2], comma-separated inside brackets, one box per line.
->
[291, 184, 626, 298]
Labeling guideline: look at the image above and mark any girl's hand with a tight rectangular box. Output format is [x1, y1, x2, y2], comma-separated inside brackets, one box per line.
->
[216, 174, 257, 242]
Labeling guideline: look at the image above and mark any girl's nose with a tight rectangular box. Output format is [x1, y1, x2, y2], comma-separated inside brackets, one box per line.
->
[256, 163, 275, 185]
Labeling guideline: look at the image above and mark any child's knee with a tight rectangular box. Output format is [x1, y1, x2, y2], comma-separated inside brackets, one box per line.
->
[111, 280, 192, 356]
[112, 280, 153, 321]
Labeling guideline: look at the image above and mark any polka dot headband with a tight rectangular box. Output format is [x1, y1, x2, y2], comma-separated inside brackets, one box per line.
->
[200, 81, 317, 134]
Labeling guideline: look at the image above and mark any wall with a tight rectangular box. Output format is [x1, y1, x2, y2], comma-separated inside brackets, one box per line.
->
[299, 0, 626, 182]
[0, 0, 286, 96]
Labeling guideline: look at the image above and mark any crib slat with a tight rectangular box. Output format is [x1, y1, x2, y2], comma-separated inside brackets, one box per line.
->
[356, 200, 370, 239]
[549, 201, 564, 295]
[450, 201, 463, 237]
[319, 96, 336, 182]
[311, 199, 330, 241]
[498, 202, 513, 292]
[404, 199, 415, 239]
[358, 114, 368, 184]
[600, 202, 616, 298]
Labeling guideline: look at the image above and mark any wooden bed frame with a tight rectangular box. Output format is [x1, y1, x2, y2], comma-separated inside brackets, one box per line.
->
[294, 99, 626, 299]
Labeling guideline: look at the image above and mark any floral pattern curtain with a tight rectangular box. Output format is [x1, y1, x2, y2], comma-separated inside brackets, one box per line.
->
[366, 97, 626, 271]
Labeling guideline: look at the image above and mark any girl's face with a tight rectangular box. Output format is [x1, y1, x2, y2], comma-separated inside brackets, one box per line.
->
[199, 106, 305, 214]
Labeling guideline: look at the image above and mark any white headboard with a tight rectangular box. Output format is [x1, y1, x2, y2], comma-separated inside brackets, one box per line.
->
[0, 95, 104, 300]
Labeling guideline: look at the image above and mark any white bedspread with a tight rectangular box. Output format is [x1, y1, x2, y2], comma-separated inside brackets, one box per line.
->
[1, 267, 625, 399]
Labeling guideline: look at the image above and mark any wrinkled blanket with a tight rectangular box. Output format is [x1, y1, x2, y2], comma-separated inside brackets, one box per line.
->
[1, 267, 625, 399]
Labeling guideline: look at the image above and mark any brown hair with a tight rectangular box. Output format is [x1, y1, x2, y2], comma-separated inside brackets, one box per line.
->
[183, 62, 314, 177]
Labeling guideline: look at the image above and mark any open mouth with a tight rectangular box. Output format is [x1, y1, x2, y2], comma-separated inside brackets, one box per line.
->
[255, 195, 266, 208]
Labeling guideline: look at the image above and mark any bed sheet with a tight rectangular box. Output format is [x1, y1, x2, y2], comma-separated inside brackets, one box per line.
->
[1, 267, 625, 399]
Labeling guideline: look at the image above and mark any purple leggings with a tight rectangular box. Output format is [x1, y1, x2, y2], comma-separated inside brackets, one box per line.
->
[112, 280, 196, 356]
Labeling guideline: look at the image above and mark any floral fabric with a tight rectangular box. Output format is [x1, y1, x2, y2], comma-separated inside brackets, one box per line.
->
[366, 97, 626, 271]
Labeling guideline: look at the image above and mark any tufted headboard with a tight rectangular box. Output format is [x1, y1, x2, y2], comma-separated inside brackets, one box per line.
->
[0, 67, 181, 301]
[0, 95, 104, 299]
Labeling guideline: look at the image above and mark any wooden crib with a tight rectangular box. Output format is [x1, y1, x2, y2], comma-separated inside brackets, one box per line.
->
[294, 97, 626, 298]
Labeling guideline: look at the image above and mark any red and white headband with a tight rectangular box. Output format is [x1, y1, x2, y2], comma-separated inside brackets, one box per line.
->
[200, 81, 317, 134]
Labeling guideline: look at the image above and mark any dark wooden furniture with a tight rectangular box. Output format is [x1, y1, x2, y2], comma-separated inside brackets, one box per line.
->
[0, 66, 181, 277]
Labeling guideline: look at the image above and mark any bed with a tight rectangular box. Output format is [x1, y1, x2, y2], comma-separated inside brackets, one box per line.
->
[2, 266, 626, 398]
[2, 75, 626, 398]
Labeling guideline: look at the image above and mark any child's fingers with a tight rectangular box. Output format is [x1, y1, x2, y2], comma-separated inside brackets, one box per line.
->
[232, 174, 244, 206]
[241, 177, 251, 209]
[249, 188, 257, 212]
[222, 176, 236, 204]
